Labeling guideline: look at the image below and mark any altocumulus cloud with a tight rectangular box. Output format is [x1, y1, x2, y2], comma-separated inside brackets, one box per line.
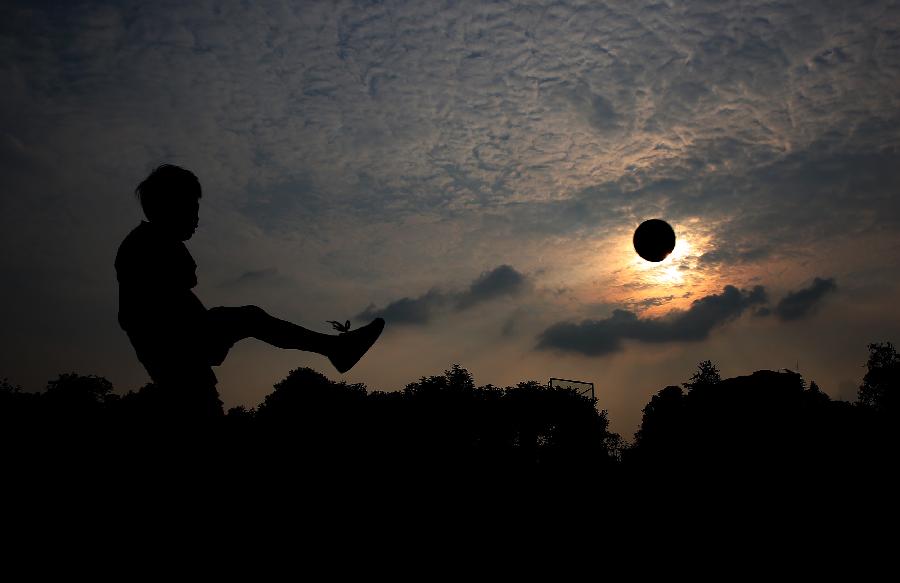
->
[358, 265, 528, 325]
[219, 268, 289, 289]
[537, 285, 768, 356]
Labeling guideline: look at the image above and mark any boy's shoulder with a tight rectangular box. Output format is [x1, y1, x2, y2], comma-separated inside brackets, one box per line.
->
[116, 222, 159, 263]
[115, 221, 196, 282]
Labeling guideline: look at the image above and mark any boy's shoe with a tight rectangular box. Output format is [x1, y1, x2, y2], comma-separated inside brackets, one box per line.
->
[328, 318, 385, 374]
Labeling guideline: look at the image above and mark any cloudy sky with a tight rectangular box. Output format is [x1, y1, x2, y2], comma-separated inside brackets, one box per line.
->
[3, 0, 900, 436]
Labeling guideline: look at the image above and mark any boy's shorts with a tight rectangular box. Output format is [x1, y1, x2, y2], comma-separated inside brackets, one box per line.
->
[127, 305, 260, 388]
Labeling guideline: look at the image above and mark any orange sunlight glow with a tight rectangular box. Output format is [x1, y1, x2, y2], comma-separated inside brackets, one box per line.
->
[569, 222, 716, 315]
[632, 237, 693, 285]
[618, 224, 715, 313]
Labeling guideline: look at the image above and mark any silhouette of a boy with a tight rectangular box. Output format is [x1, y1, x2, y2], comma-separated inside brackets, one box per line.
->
[115, 165, 384, 404]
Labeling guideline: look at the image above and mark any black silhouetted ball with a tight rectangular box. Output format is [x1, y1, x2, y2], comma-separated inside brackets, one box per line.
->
[633, 219, 676, 262]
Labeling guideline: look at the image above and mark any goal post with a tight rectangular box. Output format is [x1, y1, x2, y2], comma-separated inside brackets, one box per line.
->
[548, 377, 595, 401]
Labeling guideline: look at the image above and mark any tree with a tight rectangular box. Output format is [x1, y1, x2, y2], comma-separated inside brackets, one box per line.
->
[630, 384, 688, 465]
[683, 360, 721, 392]
[806, 380, 830, 405]
[0, 377, 39, 430]
[256, 366, 367, 425]
[402, 363, 475, 398]
[858, 342, 899, 413]
[44, 373, 114, 409]
[0, 378, 22, 394]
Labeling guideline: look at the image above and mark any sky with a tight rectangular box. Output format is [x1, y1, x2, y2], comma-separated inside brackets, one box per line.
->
[2, 0, 900, 437]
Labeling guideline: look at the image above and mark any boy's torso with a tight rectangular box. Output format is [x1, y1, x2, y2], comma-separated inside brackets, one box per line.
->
[115, 221, 208, 336]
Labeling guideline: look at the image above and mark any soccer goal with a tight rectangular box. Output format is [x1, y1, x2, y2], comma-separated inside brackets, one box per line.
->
[548, 377, 595, 400]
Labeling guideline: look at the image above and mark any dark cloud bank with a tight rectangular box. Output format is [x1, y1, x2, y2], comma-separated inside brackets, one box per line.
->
[538, 278, 837, 357]
[773, 277, 837, 321]
[358, 265, 528, 325]
[361, 265, 838, 356]
[538, 285, 767, 356]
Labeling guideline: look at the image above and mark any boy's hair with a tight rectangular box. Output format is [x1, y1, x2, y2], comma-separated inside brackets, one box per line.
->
[135, 164, 201, 221]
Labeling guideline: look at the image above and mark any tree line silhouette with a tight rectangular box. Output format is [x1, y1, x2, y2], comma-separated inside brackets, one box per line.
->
[2, 342, 897, 490]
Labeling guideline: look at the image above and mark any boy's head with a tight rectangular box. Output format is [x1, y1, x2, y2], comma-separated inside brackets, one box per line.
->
[135, 164, 201, 240]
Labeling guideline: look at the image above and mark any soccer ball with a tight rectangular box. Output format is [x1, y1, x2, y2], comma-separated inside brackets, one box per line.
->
[633, 219, 676, 262]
